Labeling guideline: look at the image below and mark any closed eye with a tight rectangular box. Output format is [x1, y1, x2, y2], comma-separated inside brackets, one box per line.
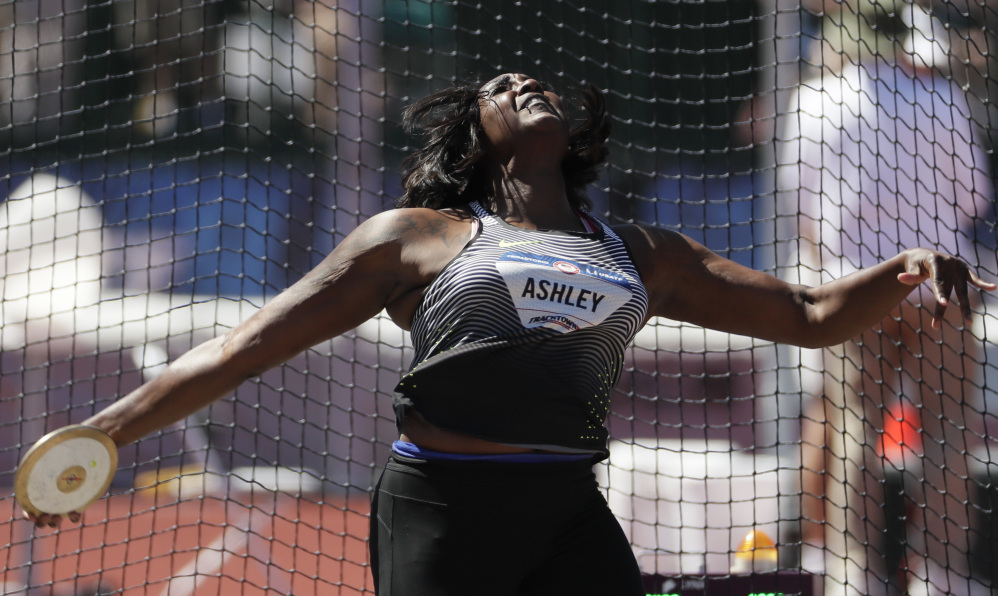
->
[482, 76, 557, 98]
[485, 75, 514, 96]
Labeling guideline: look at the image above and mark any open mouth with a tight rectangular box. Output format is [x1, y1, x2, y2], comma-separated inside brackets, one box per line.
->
[520, 94, 545, 108]
[521, 96, 555, 115]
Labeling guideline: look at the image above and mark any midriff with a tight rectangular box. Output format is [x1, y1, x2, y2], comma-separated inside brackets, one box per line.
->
[400, 411, 568, 455]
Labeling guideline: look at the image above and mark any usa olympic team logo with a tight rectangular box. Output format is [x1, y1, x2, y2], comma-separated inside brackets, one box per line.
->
[554, 261, 580, 275]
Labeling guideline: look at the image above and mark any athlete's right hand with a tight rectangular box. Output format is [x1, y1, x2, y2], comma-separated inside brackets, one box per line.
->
[23, 509, 82, 529]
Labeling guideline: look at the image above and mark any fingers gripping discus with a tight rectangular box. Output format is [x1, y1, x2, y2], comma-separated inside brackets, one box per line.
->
[14, 425, 118, 518]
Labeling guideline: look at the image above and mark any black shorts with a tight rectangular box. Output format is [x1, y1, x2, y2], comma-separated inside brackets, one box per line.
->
[369, 453, 644, 596]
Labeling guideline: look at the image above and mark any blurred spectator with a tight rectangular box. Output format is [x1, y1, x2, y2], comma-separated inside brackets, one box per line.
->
[907, 0, 997, 150]
[112, 0, 224, 139]
[815, 0, 906, 72]
[909, 0, 998, 259]
[220, 0, 375, 147]
[777, 4, 994, 593]
[222, 0, 314, 139]
[732, 0, 823, 151]
[294, 0, 347, 139]
[734, 0, 896, 150]
[0, 0, 87, 143]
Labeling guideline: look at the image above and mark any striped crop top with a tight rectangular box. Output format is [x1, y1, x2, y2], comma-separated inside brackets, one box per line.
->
[393, 201, 649, 458]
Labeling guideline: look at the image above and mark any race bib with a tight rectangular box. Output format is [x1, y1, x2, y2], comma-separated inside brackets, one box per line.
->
[496, 251, 634, 333]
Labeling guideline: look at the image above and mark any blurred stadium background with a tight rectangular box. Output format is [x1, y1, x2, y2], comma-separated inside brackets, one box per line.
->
[2, 0, 998, 594]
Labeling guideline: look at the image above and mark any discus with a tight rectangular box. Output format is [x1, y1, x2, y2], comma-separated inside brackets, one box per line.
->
[14, 425, 118, 518]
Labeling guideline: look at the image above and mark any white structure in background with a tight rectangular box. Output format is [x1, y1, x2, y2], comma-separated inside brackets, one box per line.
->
[0, 174, 106, 343]
[599, 439, 781, 575]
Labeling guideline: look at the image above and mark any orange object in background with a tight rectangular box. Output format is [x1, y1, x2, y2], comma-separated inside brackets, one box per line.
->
[880, 400, 923, 466]
[730, 529, 779, 573]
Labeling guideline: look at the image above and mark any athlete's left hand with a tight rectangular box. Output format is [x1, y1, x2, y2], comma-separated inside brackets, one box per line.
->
[896, 248, 996, 329]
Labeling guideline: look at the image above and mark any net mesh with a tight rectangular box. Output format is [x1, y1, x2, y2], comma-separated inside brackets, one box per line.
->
[1, 0, 997, 594]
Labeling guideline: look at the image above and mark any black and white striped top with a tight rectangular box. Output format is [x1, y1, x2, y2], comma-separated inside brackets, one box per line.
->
[393, 201, 649, 457]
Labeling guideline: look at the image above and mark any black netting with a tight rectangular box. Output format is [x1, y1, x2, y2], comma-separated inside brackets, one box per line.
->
[2, 1, 997, 594]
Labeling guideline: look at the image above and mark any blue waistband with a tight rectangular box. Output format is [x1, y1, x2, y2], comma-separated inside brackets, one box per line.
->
[391, 440, 593, 463]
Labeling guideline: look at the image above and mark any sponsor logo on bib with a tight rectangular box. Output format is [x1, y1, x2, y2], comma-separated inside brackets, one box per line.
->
[497, 239, 543, 248]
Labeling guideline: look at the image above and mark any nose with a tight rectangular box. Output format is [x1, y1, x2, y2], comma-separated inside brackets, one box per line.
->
[516, 78, 544, 95]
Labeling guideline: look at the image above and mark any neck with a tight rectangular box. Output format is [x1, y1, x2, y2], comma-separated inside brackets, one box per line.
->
[487, 161, 583, 232]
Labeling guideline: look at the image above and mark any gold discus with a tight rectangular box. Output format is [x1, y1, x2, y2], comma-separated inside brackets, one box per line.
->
[14, 425, 118, 518]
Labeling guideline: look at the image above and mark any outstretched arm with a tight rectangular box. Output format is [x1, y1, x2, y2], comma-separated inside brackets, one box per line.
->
[85, 212, 407, 446]
[617, 224, 994, 349]
[25, 207, 468, 526]
[88, 205, 477, 445]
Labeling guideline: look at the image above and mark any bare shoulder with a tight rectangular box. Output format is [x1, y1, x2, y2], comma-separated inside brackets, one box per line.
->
[322, 206, 475, 292]
[353, 207, 473, 250]
[269, 207, 475, 335]
[612, 222, 720, 319]
[612, 223, 704, 280]
[612, 222, 798, 330]
[361, 207, 475, 329]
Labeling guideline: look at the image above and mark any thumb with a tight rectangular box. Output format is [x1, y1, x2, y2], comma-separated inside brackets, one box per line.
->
[897, 258, 928, 286]
[897, 271, 927, 286]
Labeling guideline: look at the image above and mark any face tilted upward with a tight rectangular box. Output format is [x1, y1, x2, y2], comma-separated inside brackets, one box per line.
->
[478, 73, 570, 163]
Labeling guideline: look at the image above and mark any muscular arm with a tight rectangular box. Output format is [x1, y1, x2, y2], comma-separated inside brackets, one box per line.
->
[85, 208, 469, 446]
[617, 224, 993, 349]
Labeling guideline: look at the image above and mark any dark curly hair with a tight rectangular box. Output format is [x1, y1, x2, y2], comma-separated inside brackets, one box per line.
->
[396, 79, 610, 212]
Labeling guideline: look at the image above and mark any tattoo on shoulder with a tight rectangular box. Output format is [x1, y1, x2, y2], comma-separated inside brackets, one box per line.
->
[420, 218, 454, 246]
[396, 213, 457, 247]
[393, 214, 419, 234]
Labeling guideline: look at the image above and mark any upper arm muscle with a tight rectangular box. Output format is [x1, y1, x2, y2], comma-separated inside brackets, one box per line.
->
[221, 209, 465, 373]
[617, 223, 811, 343]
